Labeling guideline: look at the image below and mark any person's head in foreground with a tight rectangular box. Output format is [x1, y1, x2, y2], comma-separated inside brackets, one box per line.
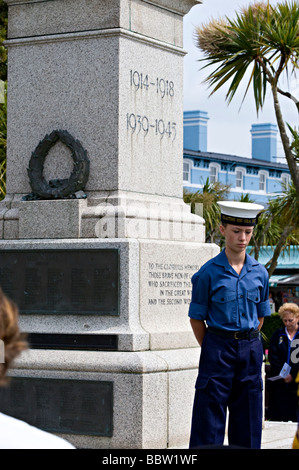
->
[0, 289, 27, 385]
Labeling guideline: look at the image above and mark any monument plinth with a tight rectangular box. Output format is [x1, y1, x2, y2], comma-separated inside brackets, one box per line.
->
[4, 0, 203, 242]
[1, 0, 218, 449]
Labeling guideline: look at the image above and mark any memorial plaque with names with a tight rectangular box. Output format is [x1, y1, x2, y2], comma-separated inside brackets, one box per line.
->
[0, 377, 113, 437]
[0, 249, 119, 315]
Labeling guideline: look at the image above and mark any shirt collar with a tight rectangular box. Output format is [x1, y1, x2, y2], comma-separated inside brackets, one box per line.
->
[214, 249, 259, 273]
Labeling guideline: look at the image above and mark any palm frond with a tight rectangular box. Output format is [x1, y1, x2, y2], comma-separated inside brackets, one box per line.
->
[195, 1, 299, 113]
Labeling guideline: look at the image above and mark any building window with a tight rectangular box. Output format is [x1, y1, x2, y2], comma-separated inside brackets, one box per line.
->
[235, 168, 245, 189]
[259, 172, 267, 192]
[183, 161, 191, 182]
[281, 173, 290, 189]
[210, 164, 218, 184]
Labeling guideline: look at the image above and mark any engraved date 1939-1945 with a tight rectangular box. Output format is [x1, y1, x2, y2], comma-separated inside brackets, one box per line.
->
[126, 113, 177, 141]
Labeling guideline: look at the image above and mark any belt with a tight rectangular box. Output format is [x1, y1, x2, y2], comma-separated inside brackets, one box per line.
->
[208, 327, 260, 340]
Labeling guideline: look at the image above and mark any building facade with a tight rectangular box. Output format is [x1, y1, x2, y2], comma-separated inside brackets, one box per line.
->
[183, 110, 291, 206]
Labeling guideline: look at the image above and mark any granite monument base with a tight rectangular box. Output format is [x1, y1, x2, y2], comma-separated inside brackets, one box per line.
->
[0, 237, 218, 448]
[1, 194, 204, 242]
[8, 347, 200, 449]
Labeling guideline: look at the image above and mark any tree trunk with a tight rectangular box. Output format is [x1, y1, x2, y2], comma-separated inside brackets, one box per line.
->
[252, 216, 273, 260]
[272, 85, 299, 199]
[267, 225, 295, 278]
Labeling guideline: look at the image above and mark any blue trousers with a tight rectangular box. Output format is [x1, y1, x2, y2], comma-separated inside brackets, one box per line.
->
[189, 330, 263, 449]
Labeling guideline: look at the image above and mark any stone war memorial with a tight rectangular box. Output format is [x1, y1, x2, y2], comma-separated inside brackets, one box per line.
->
[0, 0, 218, 448]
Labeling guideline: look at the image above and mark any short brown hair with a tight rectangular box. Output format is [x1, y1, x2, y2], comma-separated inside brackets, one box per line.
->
[0, 289, 27, 385]
[278, 302, 299, 320]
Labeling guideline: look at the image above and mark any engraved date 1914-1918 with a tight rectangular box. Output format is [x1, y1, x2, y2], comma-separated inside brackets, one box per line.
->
[130, 70, 174, 99]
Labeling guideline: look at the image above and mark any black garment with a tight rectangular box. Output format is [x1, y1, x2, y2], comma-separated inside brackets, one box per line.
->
[267, 327, 299, 422]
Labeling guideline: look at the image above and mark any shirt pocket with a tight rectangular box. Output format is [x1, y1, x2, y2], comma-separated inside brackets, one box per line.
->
[247, 288, 260, 303]
[211, 289, 237, 324]
[212, 289, 236, 304]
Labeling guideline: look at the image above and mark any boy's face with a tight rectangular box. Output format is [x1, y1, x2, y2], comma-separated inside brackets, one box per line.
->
[219, 224, 254, 254]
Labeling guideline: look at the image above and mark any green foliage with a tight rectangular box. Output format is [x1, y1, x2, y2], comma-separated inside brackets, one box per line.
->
[0, 0, 7, 200]
[195, 1, 299, 201]
[184, 178, 230, 244]
[288, 124, 299, 163]
[0, 0, 7, 82]
[0, 79, 6, 160]
[238, 193, 255, 203]
[0, 80, 6, 200]
[184, 174, 299, 263]
[261, 313, 284, 349]
[196, 1, 299, 113]
[254, 180, 299, 244]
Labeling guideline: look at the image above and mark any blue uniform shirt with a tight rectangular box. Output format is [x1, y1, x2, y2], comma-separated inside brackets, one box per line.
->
[188, 249, 271, 331]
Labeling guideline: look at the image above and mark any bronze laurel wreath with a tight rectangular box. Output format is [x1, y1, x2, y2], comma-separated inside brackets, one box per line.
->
[27, 130, 90, 199]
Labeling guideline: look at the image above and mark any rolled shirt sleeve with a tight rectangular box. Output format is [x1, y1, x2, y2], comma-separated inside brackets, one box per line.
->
[257, 299, 271, 318]
[188, 301, 209, 320]
[257, 270, 271, 318]
[188, 271, 210, 321]
[188, 251, 271, 330]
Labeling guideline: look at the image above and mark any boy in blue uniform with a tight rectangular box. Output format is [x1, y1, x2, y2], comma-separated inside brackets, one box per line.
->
[189, 201, 271, 449]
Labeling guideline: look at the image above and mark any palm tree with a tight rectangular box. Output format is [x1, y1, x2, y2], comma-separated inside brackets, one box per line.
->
[248, 181, 299, 275]
[264, 182, 299, 276]
[288, 124, 299, 164]
[195, 1, 299, 199]
[184, 178, 230, 244]
[184, 180, 299, 275]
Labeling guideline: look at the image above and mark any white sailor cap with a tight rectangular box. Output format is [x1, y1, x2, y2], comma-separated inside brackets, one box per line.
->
[217, 201, 264, 226]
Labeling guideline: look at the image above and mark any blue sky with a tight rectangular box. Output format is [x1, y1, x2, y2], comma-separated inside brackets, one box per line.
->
[183, 0, 298, 160]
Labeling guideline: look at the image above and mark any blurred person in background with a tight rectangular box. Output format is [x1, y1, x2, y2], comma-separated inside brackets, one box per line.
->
[268, 303, 299, 422]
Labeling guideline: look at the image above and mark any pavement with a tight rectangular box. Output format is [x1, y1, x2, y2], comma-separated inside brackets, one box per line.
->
[260, 421, 297, 449]
[222, 421, 297, 449]
[174, 421, 298, 450]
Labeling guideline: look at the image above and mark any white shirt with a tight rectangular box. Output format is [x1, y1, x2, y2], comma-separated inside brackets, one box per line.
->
[0, 413, 75, 449]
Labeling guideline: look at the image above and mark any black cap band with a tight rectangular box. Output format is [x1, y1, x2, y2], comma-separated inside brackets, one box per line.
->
[221, 213, 256, 226]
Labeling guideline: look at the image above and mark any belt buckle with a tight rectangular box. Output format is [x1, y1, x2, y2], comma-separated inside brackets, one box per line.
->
[234, 331, 242, 340]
